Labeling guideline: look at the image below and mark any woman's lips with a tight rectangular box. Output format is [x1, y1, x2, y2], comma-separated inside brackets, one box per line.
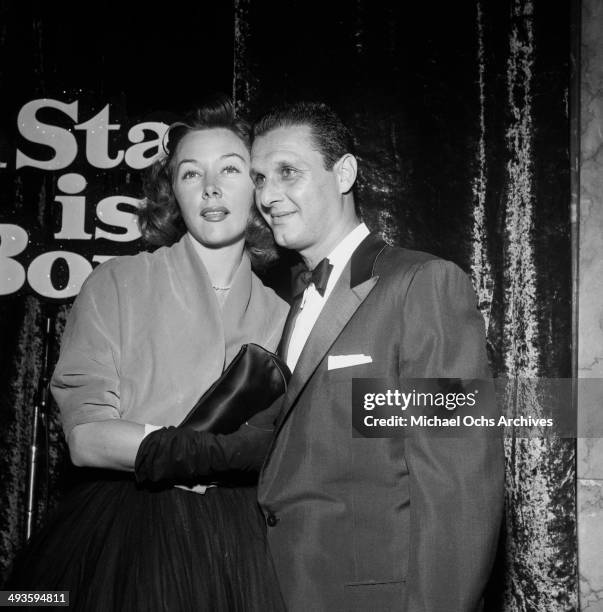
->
[201, 206, 230, 222]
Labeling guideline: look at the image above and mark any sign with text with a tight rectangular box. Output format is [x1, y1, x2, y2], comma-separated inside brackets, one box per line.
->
[1, 98, 170, 300]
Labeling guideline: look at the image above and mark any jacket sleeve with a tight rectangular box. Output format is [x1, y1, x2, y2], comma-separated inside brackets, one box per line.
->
[399, 260, 504, 612]
[134, 397, 282, 484]
[51, 265, 122, 441]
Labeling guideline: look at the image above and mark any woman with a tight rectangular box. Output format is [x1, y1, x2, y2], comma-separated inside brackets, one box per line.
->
[8, 98, 288, 611]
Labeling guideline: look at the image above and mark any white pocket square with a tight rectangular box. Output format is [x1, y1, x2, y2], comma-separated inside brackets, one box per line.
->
[327, 354, 373, 370]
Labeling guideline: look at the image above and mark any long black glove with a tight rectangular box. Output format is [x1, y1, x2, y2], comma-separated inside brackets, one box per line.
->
[134, 398, 281, 485]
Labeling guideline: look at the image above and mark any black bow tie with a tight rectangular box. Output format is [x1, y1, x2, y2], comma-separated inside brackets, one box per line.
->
[292, 258, 334, 298]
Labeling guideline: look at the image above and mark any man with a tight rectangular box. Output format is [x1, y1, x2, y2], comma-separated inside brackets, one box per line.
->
[250, 102, 504, 611]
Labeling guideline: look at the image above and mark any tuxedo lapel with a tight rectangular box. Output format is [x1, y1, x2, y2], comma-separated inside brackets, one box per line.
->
[273, 233, 386, 433]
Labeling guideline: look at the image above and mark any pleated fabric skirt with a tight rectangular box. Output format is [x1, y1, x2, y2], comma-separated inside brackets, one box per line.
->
[7, 472, 284, 611]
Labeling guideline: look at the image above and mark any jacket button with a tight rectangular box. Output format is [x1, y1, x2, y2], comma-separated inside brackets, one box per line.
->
[266, 512, 279, 527]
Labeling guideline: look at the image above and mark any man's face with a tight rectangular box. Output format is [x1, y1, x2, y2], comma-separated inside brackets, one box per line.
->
[251, 125, 346, 262]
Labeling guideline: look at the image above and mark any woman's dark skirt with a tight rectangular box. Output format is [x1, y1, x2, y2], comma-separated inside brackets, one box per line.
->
[7, 472, 284, 611]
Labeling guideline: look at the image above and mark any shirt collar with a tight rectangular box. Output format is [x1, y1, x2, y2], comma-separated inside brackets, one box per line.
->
[322, 222, 370, 296]
[326, 222, 369, 268]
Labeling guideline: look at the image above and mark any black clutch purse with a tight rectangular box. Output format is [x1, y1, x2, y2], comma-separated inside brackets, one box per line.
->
[178, 343, 291, 434]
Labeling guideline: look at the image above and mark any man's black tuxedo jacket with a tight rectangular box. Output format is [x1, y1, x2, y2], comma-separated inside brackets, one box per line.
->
[258, 233, 505, 612]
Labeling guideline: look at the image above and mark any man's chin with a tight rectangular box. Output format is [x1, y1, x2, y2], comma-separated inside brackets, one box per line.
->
[272, 229, 297, 250]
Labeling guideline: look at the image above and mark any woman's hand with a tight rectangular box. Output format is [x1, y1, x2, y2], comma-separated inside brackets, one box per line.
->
[134, 399, 280, 484]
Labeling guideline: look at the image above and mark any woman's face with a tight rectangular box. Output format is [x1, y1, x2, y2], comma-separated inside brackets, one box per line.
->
[172, 128, 253, 249]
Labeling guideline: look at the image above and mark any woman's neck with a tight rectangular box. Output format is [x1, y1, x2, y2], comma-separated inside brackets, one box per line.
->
[187, 233, 245, 288]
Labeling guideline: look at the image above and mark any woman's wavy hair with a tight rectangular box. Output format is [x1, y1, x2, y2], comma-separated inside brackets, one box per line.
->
[138, 95, 278, 271]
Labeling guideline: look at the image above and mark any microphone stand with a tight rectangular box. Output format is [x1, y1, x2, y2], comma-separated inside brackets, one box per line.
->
[25, 306, 54, 541]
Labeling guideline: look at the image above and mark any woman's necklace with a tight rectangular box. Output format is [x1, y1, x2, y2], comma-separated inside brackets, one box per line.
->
[212, 285, 231, 291]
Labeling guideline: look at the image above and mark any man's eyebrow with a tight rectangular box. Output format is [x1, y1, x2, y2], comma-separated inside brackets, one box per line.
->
[250, 155, 300, 170]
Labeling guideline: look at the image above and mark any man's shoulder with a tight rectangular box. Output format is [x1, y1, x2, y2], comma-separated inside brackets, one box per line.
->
[373, 244, 472, 295]
[376, 244, 446, 276]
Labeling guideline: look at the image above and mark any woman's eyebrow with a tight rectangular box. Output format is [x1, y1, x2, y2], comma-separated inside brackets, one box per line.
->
[220, 153, 246, 162]
[176, 158, 198, 168]
[176, 153, 246, 168]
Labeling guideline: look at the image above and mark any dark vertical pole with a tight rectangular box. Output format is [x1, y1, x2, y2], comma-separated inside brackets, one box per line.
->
[24, 307, 54, 540]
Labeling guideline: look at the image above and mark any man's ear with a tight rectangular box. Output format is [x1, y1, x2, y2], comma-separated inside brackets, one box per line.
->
[334, 154, 358, 194]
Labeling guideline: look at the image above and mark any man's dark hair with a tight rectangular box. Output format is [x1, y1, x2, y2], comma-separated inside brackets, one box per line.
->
[252, 101, 355, 169]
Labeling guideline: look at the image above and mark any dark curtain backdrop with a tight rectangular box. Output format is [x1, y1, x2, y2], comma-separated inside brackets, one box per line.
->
[0, 1, 574, 609]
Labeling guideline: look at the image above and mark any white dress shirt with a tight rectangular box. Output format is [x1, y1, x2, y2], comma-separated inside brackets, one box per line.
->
[286, 223, 370, 370]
